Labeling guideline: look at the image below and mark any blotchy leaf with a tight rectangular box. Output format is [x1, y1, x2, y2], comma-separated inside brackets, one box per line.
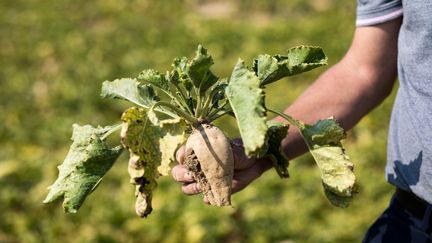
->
[43, 124, 123, 213]
[187, 45, 218, 93]
[121, 107, 186, 217]
[138, 69, 169, 91]
[264, 122, 289, 178]
[101, 78, 158, 109]
[172, 57, 193, 92]
[226, 60, 267, 157]
[300, 118, 356, 207]
[324, 187, 353, 208]
[253, 46, 327, 86]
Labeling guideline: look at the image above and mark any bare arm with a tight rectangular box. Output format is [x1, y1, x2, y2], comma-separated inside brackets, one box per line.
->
[275, 18, 402, 162]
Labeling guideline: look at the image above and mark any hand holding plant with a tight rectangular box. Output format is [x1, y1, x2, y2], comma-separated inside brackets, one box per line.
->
[44, 45, 356, 218]
[173, 139, 271, 200]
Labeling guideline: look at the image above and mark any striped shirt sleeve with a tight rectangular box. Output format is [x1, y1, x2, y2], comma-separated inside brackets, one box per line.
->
[356, 0, 403, 27]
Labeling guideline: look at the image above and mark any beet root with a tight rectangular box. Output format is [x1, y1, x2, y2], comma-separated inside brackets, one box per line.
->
[184, 124, 234, 206]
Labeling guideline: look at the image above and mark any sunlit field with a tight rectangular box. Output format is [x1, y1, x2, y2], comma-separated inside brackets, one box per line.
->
[0, 1, 396, 242]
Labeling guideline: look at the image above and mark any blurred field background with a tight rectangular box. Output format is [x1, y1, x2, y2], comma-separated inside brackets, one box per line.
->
[0, 0, 397, 242]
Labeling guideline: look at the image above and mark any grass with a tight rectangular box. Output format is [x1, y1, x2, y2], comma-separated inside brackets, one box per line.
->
[0, 1, 396, 242]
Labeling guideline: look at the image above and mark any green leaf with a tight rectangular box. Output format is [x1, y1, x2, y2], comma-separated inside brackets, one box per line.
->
[166, 69, 180, 86]
[138, 69, 169, 91]
[172, 57, 193, 92]
[43, 124, 123, 213]
[253, 46, 327, 86]
[186, 45, 218, 93]
[121, 107, 186, 217]
[263, 121, 289, 178]
[226, 59, 267, 157]
[300, 118, 356, 207]
[101, 78, 158, 109]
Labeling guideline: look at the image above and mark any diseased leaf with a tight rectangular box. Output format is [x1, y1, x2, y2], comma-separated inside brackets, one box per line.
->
[226, 59, 267, 157]
[300, 118, 356, 207]
[173, 56, 188, 73]
[43, 124, 123, 213]
[324, 187, 352, 208]
[166, 69, 180, 86]
[138, 69, 169, 91]
[101, 78, 158, 109]
[186, 45, 218, 93]
[253, 46, 327, 86]
[157, 118, 188, 176]
[263, 122, 289, 178]
[121, 107, 186, 217]
[172, 57, 193, 92]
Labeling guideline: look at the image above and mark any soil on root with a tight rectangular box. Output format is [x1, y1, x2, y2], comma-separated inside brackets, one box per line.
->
[183, 150, 216, 204]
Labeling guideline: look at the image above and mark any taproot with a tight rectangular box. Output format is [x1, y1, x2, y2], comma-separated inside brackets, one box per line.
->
[184, 124, 234, 206]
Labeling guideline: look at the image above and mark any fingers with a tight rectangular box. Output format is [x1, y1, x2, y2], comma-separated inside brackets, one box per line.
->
[175, 145, 186, 165]
[181, 182, 201, 195]
[172, 164, 201, 195]
[171, 165, 194, 183]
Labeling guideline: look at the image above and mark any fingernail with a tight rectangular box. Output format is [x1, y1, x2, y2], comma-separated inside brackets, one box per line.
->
[184, 171, 193, 180]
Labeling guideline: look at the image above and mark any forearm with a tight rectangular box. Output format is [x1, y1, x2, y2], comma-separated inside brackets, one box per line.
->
[276, 60, 395, 160]
[273, 18, 401, 161]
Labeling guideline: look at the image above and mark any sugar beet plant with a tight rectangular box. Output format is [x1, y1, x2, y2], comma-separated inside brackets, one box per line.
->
[44, 45, 356, 218]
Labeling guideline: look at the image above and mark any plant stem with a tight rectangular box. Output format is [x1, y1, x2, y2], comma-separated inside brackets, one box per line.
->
[207, 110, 230, 122]
[101, 124, 122, 140]
[201, 85, 226, 118]
[155, 86, 192, 116]
[200, 91, 212, 119]
[154, 101, 199, 125]
[173, 83, 194, 115]
[267, 108, 304, 128]
[194, 87, 202, 118]
[207, 100, 229, 118]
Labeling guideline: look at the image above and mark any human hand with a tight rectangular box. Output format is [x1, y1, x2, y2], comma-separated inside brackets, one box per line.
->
[171, 138, 272, 203]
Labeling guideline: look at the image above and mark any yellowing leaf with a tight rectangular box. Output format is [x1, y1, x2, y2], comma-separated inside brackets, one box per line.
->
[300, 118, 356, 207]
[121, 107, 186, 217]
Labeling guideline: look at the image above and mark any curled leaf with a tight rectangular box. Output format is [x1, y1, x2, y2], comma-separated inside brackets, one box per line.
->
[43, 124, 123, 213]
[253, 46, 327, 86]
[226, 60, 268, 157]
[172, 57, 193, 92]
[138, 69, 169, 91]
[300, 118, 356, 207]
[121, 107, 186, 217]
[263, 122, 289, 178]
[186, 45, 218, 93]
[101, 78, 158, 108]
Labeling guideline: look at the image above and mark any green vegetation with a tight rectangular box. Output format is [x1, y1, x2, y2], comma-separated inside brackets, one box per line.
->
[43, 44, 354, 218]
[0, 1, 396, 242]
